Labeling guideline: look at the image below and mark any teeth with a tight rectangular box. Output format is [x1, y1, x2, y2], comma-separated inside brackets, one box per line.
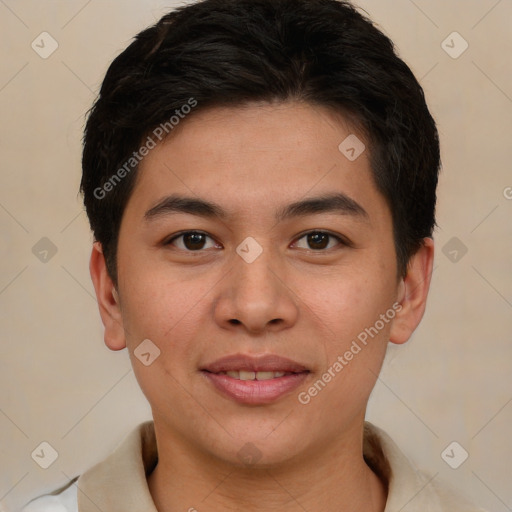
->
[255, 371, 276, 381]
[221, 370, 289, 380]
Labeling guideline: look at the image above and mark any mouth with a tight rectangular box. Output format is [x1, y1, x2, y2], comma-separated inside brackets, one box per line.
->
[200, 354, 310, 404]
[211, 370, 297, 380]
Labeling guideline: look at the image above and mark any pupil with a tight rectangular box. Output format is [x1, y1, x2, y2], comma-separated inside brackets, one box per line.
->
[185, 233, 205, 250]
[308, 232, 328, 250]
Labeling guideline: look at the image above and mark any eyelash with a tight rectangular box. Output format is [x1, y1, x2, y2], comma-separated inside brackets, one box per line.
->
[164, 230, 349, 253]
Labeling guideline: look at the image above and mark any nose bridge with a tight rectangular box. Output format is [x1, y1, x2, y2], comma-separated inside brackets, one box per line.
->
[215, 239, 298, 332]
[233, 240, 281, 307]
[235, 248, 278, 290]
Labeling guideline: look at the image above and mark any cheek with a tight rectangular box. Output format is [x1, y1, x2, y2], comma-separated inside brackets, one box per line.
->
[305, 267, 394, 343]
[118, 267, 208, 356]
[299, 275, 395, 419]
[118, 271, 209, 404]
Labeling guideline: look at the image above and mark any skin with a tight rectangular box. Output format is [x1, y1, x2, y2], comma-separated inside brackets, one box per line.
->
[90, 101, 434, 512]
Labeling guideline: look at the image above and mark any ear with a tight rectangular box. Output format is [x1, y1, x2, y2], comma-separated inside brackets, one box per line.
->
[389, 237, 435, 345]
[89, 241, 127, 351]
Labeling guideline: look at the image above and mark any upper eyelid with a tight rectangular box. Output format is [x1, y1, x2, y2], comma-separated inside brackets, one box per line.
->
[166, 230, 218, 247]
[292, 231, 349, 249]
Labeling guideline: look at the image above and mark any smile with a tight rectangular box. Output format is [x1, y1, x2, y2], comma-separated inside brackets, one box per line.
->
[216, 370, 292, 380]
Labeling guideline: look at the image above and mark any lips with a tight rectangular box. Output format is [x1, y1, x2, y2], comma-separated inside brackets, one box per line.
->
[201, 353, 309, 374]
[201, 353, 310, 404]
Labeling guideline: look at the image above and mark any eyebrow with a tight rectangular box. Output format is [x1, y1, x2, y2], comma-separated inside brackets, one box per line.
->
[144, 192, 369, 223]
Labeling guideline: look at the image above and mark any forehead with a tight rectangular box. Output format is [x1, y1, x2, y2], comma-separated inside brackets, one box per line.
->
[122, 101, 388, 225]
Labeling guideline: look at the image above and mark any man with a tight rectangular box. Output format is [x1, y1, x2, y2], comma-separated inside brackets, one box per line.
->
[22, 0, 486, 510]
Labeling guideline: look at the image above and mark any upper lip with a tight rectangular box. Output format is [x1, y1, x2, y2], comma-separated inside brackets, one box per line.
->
[201, 354, 309, 373]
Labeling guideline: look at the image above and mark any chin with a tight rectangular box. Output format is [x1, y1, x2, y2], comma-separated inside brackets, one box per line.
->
[207, 426, 307, 468]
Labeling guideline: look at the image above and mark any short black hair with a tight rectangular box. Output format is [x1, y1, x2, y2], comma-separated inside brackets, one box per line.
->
[81, 0, 440, 285]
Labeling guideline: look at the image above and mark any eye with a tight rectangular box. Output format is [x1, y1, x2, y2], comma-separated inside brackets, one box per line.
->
[293, 230, 346, 251]
[165, 231, 219, 251]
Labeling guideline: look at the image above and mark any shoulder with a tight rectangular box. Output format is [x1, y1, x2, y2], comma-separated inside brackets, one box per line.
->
[20, 478, 78, 512]
[363, 422, 488, 512]
[427, 477, 489, 511]
[19, 421, 154, 512]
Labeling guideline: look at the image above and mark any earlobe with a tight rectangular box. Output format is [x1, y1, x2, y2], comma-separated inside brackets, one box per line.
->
[389, 238, 435, 345]
[89, 242, 127, 351]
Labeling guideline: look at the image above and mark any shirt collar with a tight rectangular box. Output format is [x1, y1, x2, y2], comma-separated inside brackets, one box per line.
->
[76, 420, 435, 512]
[77, 421, 158, 512]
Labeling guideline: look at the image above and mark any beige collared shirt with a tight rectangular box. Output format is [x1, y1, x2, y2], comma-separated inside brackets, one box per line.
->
[21, 421, 486, 512]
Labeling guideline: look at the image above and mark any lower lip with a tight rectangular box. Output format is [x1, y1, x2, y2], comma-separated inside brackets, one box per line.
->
[202, 371, 309, 405]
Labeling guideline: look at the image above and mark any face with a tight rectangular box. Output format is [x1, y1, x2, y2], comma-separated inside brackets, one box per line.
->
[91, 101, 433, 468]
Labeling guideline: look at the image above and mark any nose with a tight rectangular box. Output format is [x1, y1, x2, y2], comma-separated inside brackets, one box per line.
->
[213, 242, 299, 335]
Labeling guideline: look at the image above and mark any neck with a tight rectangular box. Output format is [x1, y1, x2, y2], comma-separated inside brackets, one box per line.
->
[147, 420, 387, 512]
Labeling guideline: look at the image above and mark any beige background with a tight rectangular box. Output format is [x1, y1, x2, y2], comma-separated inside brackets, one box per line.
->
[1, 0, 511, 510]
